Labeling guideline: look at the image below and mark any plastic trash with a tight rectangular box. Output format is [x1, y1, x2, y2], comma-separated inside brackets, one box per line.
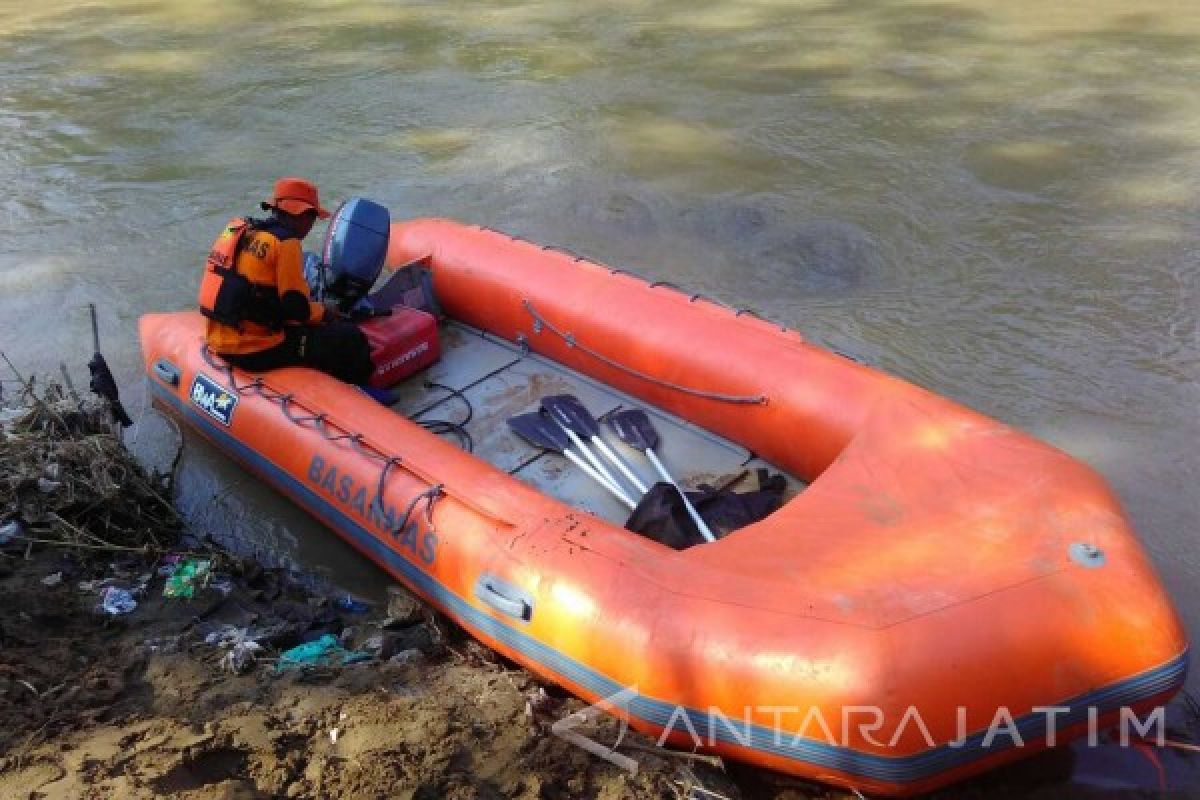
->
[209, 576, 235, 596]
[157, 553, 184, 576]
[97, 586, 137, 615]
[335, 594, 371, 614]
[204, 625, 264, 674]
[41, 572, 63, 587]
[163, 558, 212, 598]
[203, 625, 240, 646]
[276, 634, 371, 671]
[233, 638, 263, 669]
[78, 577, 117, 592]
[0, 519, 21, 545]
[221, 638, 263, 674]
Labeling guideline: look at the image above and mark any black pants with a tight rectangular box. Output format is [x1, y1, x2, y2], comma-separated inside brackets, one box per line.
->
[223, 321, 374, 385]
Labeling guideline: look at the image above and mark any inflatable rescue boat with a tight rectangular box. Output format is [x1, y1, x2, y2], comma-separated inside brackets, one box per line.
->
[140, 215, 1187, 796]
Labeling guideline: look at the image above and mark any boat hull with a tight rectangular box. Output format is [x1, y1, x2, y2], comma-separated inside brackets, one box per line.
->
[139, 218, 1188, 795]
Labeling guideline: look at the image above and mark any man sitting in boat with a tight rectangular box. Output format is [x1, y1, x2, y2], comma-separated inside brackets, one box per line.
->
[198, 177, 374, 385]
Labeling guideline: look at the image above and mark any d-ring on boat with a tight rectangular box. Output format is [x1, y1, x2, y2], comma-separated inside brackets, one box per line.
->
[140, 215, 1187, 796]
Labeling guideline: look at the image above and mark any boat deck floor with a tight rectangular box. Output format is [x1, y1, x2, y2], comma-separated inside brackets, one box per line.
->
[385, 320, 804, 527]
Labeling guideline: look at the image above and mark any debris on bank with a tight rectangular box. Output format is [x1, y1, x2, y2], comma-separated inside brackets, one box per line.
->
[0, 377, 747, 799]
[1, 381, 180, 556]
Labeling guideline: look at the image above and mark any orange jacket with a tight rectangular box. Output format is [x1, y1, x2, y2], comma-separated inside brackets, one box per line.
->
[205, 218, 325, 355]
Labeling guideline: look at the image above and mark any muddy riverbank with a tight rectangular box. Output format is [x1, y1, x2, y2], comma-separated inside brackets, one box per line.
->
[0, 387, 751, 800]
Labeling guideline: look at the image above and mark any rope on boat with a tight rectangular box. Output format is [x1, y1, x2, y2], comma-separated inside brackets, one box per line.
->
[478, 226, 875, 365]
[199, 346, 460, 538]
[394, 484, 444, 539]
[411, 380, 475, 452]
[521, 299, 767, 406]
[480, 225, 793, 334]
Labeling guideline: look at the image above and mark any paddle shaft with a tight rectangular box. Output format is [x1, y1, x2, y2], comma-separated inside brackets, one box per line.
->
[559, 426, 636, 507]
[562, 449, 637, 510]
[592, 436, 648, 495]
[89, 303, 100, 354]
[644, 449, 717, 543]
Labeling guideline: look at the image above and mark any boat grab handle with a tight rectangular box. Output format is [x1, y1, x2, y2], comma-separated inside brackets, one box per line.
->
[474, 574, 533, 622]
[153, 359, 181, 386]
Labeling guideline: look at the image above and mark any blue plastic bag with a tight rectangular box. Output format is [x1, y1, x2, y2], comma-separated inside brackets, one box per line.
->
[276, 634, 370, 671]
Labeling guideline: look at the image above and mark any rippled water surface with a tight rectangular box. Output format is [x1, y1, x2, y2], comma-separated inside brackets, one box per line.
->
[2, 1, 1198, 792]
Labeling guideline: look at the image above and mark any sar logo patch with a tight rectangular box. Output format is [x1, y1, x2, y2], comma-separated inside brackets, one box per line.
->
[190, 373, 239, 426]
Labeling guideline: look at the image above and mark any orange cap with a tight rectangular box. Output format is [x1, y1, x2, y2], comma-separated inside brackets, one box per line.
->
[268, 176, 331, 219]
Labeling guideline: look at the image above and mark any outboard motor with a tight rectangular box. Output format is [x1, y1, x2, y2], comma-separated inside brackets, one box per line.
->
[307, 197, 441, 389]
[317, 197, 392, 311]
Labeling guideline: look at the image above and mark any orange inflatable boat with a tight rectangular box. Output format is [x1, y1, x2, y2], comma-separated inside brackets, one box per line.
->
[140, 218, 1187, 796]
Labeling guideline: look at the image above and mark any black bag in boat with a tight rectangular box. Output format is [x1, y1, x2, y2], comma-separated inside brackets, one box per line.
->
[625, 469, 788, 550]
[625, 483, 702, 550]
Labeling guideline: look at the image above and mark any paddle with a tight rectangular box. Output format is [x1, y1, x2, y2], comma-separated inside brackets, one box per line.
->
[87, 304, 133, 428]
[541, 394, 649, 496]
[507, 412, 636, 510]
[538, 395, 637, 499]
[608, 409, 716, 542]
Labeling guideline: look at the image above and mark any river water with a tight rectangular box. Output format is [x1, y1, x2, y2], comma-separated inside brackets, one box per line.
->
[2, 0, 1198, 791]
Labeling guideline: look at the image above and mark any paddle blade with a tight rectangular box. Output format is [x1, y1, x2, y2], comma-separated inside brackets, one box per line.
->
[88, 352, 133, 427]
[608, 409, 658, 451]
[507, 412, 570, 453]
[540, 394, 600, 438]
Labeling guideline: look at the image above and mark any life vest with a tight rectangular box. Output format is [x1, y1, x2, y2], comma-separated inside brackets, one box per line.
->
[197, 218, 283, 330]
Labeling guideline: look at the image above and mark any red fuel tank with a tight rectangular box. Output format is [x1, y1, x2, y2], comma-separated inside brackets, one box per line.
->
[359, 306, 440, 387]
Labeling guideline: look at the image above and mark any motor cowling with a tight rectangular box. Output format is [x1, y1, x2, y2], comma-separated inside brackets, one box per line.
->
[319, 197, 391, 308]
